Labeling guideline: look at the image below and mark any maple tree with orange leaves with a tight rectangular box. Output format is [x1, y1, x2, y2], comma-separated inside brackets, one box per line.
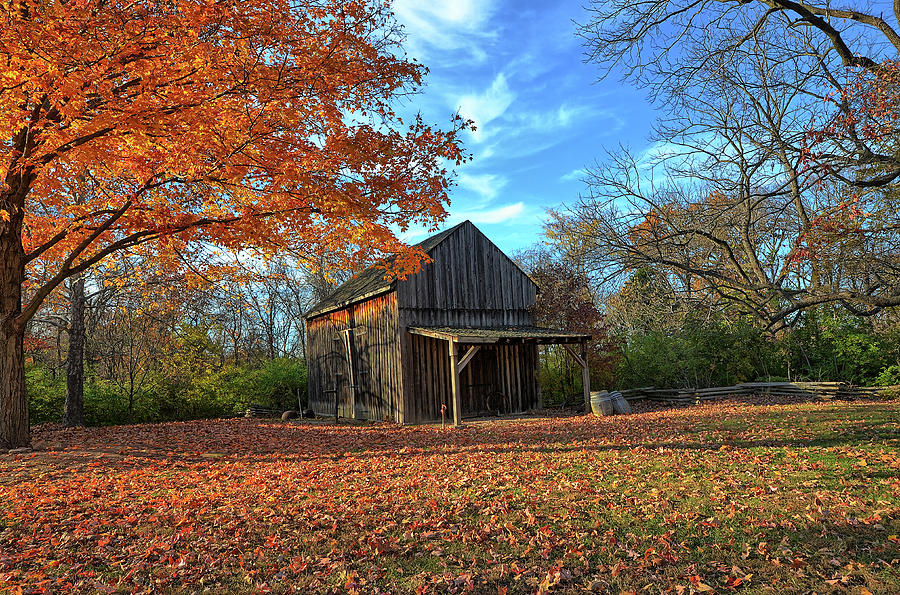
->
[0, 0, 470, 448]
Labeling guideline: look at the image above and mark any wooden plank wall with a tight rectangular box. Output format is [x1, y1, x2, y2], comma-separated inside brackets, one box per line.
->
[307, 308, 350, 418]
[404, 338, 540, 423]
[396, 220, 537, 316]
[397, 221, 541, 423]
[352, 294, 404, 421]
[306, 292, 403, 422]
[461, 344, 539, 416]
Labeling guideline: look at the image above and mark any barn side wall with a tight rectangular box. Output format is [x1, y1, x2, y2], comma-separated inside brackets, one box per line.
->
[306, 292, 403, 422]
[397, 221, 540, 423]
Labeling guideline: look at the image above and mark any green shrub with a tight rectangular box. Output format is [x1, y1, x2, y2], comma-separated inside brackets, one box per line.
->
[611, 308, 899, 390]
[253, 358, 308, 410]
[783, 312, 898, 385]
[27, 358, 308, 426]
[26, 364, 65, 424]
[875, 364, 900, 387]
[615, 317, 777, 389]
[185, 358, 307, 416]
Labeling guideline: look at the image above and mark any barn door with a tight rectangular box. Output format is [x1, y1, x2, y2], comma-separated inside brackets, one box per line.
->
[339, 326, 368, 420]
[351, 326, 370, 420]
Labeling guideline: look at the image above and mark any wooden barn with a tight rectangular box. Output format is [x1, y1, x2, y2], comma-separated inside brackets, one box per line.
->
[304, 221, 591, 425]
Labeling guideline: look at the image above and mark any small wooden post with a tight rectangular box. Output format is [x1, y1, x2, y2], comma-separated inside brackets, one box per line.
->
[581, 340, 591, 412]
[562, 342, 591, 413]
[449, 340, 462, 427]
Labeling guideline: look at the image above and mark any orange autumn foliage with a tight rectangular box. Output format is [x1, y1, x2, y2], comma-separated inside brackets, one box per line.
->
[0, 0, 470, 447]
[3, 0, 468, 288]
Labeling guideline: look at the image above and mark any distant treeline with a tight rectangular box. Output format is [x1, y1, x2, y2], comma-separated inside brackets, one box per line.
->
[612, 313, 900, 391]
[28, 352, 307, 427]
[25, 253, 324, 426]
[516, 249, 900, 404]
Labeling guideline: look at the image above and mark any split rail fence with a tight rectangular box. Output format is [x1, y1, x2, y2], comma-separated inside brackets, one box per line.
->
[619, 381, 900, 405]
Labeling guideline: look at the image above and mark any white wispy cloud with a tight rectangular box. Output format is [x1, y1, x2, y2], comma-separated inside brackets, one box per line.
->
[392, 0, 497, 62]
[397, 201, 531, 243]
[632, 140, 714, 191]
[560, 168, 587, 182]
[512, 104, 625, 137]
[449, 202, 527, 225]
[457, 173, 509, 200]
[451, 98, 626, 158]
[638, 141, 685, 166]
[455, 73, 516, 143]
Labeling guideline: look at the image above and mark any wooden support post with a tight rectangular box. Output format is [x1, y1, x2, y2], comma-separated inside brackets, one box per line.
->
[447, 344, 479, 428]
[342, 330, 356, 420]
[562, 342, 590, 412]
[448, 340, 462, 427]
[581, 341, 591, 412]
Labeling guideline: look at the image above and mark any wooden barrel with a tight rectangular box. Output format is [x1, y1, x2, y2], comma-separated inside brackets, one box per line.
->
[590, 391, 614, 416]
[610, 391, 631, 414]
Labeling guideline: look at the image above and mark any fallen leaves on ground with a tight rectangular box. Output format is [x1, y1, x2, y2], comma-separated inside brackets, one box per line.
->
[1, 399, 898, 593]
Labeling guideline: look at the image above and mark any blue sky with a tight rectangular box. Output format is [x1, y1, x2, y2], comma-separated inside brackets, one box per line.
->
[392, 0, 657, 254]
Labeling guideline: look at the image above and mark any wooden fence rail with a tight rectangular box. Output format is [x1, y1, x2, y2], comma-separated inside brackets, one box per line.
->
[619, 382, 900, 404]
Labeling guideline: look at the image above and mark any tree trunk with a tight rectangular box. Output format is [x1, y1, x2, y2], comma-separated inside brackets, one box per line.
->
[0, 216, 28, 449]
[64, 274, 86, 427]
[0, 321, 27, 449]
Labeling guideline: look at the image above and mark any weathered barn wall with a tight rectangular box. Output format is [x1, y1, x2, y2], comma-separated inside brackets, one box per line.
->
[403, 336, 540, 424]
[352, 294, 404, 421]
[397, 222, 540, 423]
[396, 220, 537, 323]
[307, 308, 350, 418]
[306, 292, 403, 421]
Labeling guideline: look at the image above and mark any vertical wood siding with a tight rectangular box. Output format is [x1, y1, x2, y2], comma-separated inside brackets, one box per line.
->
[396, 221, 537, 316]
[396, 221, 540, 423]
[402, 339, 540, 423]
[306, 292, 402, 422]
[307, 309, 350, 418]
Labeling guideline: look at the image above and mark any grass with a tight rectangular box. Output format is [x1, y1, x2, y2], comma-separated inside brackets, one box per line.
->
[0, 398, 898, 593]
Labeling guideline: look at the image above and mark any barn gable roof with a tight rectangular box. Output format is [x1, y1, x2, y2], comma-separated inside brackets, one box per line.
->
[305, 221, 468, 320]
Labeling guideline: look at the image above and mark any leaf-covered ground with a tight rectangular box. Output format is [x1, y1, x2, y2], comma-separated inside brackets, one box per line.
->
[1, 399, 898, 594]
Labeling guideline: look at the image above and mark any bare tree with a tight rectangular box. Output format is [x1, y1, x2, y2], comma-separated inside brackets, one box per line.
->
[236, 257, 316, 360]
[556, 1, 900, 329]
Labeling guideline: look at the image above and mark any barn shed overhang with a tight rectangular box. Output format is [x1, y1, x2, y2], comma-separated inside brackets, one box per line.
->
[408, 326, 590, 344]
[408, 326, 593, 427]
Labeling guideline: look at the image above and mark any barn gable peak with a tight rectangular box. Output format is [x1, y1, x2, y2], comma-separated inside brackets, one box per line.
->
[305, 220, 533, 320]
